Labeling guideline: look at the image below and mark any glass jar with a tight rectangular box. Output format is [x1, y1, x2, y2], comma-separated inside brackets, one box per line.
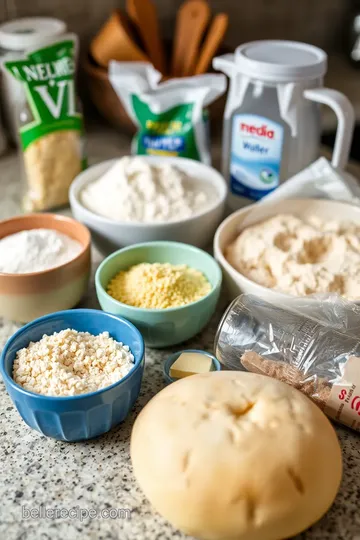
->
[214, 294, 360, 375]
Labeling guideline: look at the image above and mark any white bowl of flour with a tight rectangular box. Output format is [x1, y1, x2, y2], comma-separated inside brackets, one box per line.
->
[69, 156, 227, 252]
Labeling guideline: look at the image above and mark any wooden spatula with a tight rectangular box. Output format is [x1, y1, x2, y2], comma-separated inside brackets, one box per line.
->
[194, 13, 229, 75]
[171, 0, 211, 77]
[91, 10, 149, 68]
[127, 0, 166, 74]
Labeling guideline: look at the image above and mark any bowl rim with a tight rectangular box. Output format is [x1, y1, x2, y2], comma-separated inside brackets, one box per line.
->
[69, 156, 228, 228]
[214, 197, 360, 304]
[0, 308, 145, 400]
[95, 241, 223, 314]
[163, 349, 221, 384]
[0, 213, 91, 278]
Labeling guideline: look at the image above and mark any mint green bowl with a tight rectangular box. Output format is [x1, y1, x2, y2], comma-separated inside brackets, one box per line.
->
[95, 242, 222, 348]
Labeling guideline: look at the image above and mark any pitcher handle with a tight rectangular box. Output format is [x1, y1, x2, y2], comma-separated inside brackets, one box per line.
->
[212, 53, 236, 77]
[303, 88, 354, 170]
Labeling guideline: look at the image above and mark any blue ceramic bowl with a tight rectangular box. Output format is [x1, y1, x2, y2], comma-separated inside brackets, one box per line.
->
[0, 309, 145, 442]
[163, 349, 221, 384]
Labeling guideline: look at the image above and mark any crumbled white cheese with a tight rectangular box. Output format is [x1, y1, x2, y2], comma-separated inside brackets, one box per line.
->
[12, 329, 135, 396]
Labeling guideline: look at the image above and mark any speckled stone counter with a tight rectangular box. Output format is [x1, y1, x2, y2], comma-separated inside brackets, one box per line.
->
[0, 128, 360, 540]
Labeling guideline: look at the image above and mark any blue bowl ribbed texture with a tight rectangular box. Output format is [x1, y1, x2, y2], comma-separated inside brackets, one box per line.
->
[0, 309, 145, 442]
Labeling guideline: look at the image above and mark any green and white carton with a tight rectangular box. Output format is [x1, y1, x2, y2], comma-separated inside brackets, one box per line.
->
[109, 62, 226, 165]
[4, 34, 86, 211]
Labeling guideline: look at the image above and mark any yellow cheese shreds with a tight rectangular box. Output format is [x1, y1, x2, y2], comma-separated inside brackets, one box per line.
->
[107, 263, 212, 309]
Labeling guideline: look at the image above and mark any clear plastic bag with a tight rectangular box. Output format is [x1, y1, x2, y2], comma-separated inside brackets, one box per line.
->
[214, 294, 360, 432]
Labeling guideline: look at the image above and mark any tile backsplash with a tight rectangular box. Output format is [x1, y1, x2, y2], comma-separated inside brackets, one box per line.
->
[1, 0, 349, 53]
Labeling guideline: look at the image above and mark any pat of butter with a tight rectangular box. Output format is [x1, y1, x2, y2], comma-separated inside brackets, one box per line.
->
[170, 352, 212, 379]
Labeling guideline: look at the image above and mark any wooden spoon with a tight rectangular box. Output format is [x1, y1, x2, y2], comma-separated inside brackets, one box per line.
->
[127, 0, 166, 74]
[194, 13, 229, 75]
[90, 10, 149, 68]
[171, 0, 211, 77]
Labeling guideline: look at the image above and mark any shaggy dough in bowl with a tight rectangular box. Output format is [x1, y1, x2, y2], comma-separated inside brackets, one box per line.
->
[225, 213, 360, 299]
[131, 371, 342, 540]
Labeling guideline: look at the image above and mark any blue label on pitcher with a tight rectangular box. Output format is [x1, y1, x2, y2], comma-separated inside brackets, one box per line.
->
[230, 114, 284, 201]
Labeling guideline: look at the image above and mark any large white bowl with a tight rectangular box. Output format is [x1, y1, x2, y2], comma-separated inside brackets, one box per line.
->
[69, 156, 227, 254]
[214, 198, 360, 309]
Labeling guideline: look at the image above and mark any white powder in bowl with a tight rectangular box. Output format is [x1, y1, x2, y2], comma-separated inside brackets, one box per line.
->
[0, 228, 83, 274]
[80, 156, 218, 223]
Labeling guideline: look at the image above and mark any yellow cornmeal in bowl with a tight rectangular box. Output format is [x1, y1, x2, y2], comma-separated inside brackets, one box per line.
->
[107, 263, 212, 309]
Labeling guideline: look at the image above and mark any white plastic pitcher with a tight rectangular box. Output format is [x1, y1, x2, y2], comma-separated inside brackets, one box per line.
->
[213, 41, 355, 209]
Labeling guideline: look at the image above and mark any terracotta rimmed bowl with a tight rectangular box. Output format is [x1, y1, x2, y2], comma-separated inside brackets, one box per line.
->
[0, 214, 91, 323]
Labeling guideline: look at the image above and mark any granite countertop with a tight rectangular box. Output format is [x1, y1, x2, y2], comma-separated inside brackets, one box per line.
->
[0, 127, 360, 540]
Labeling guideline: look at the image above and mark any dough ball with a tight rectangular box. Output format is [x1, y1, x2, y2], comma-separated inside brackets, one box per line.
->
[131, 371, 342, 540]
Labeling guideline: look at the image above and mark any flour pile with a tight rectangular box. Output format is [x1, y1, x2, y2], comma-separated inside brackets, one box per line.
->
[80, 157, 217, 223]
[0, 229, 82, 274]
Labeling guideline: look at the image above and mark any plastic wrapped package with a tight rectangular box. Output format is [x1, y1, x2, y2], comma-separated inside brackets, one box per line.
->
[109, 62, 226, 164]
[214, 294, 360, 432]
[4, 33, 86, 211]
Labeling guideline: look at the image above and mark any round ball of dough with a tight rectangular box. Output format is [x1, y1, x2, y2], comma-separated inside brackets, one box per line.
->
[131, 371, 342, 540]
